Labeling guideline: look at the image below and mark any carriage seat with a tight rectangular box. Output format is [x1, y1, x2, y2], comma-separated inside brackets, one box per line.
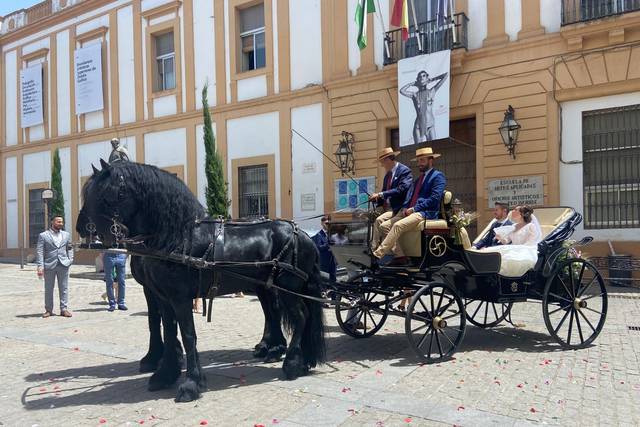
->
[397, 191, 452, 257]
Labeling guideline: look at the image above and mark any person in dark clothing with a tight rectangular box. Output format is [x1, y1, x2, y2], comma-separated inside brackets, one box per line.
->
[473, 201, 513, 250]
[311, 215, 337, 283]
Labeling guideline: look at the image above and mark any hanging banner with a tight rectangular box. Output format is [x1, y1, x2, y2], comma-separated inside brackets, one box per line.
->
[335, 176, 376, 211]
[74, 43, 104, 114]
[21, 63, 44, 128]
[398, 50, 450, 146]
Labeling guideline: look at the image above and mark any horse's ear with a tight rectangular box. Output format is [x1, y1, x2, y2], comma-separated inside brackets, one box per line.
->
[91, 164, 100, 175]
[99, 158, 110, 170]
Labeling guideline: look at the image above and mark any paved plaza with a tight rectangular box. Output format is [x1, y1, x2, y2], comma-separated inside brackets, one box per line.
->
[0, 263, 639, 426]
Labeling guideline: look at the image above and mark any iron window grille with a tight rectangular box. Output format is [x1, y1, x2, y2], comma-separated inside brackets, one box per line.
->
[154, 32, 175, 92]
[582, 105, 640, 229]
[562, 0, 640, 25]
[239, 3, 266, 72]
[238, 164, 269, 219]
[29, 188, 46, 247]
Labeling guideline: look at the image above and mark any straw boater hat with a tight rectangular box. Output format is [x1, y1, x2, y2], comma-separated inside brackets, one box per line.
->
[374, 147, 401, 163]
[412, 146, 441, 161]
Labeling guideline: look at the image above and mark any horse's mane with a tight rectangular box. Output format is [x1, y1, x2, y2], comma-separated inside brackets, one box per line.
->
[87, 161, 206, 252]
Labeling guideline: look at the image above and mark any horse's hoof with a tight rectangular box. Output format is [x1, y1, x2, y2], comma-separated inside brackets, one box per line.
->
[198, 374, 208, 392]
[264, 345, 286, 363]
[139, 358, 159, 373]
[253, 343, 268, 359]
[282, 355, 308, 380]
[148, 368, 180, 391]
[175, 379, 200, 402]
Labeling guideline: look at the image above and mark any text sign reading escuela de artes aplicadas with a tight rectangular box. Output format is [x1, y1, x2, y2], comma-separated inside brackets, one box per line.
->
[487, 175, 544, 208]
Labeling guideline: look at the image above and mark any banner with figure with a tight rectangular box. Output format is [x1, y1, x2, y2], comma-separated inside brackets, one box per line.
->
[398, 50, 450, 146]
[21, 63, 44, 128]
[74, 43, 104, 114]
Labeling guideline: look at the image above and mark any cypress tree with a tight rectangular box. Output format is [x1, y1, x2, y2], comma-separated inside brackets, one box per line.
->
[202, 83, 230, 217]
[50, 148, 65, 219]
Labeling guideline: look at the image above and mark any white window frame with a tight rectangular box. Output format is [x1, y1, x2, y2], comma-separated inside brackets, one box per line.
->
[239, 26, 265, 72]
[154, 33, 175, 92]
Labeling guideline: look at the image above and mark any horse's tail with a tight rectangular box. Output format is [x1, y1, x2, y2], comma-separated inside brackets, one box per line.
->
[301, 262, 326, 367]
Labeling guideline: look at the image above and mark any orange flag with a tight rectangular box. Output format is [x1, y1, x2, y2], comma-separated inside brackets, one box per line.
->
[390, 0, 409, 41]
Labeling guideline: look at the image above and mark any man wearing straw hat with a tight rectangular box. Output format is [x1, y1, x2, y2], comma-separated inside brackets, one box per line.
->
[369, 147, 413, 250]
[373, 147, 446, 263]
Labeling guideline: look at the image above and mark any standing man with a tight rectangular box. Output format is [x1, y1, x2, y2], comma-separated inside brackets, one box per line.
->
[103, 251, 128, 311]
[311, 215, 337, 284]
[36, 216, 74, 318]
[108, 137, 129, 163]
[473, 202, 513, 249]
[369, 147, 413, 251]
[373, 147, 446, 263]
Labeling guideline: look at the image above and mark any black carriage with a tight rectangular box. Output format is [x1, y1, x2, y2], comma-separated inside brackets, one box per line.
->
[327, 192, 608, 363]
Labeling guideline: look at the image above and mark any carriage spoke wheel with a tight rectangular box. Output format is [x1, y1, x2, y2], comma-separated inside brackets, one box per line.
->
[336, 290, 389, 338]
[543, 258, 607, 349]
[464, 299, 513, 328]
[405, 282, 466, 363]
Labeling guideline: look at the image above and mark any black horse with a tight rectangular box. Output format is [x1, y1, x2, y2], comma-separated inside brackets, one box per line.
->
[76, 160, 326, 402]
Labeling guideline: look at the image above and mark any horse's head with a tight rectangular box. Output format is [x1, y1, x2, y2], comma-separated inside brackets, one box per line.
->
[76, 159, 138, 247]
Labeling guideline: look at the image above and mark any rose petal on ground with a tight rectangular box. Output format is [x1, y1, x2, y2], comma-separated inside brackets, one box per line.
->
[517, 384, 524, 388]
[271, 419, 280, 424]
[404, 417, 412, 423]
[341, 387, 351, 393]
[138, 421, 144, 425]
[530, 408, 537, 413]
[375, 370, 383, 376]
[53, 386, 60, 390]
[39, 388, 46, 392]
[200, 421, 208, 426]
[493, 380, 501, 385]
[99, 419, 107, 424]
[73, 347, 79, 351]
[254, 424, 265, 427]
[457, 406, 465, 411]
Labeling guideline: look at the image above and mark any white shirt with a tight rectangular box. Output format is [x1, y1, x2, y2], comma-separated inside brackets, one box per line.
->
[50, 229, 63, 247]
[390, 162, 399, 182]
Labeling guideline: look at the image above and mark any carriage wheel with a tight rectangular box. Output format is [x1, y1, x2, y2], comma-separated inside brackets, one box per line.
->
[405, 281, 466, 363]
[464, 299, 513, 328]
[335, 290, 389, 338]
[543, 258, 607, 349]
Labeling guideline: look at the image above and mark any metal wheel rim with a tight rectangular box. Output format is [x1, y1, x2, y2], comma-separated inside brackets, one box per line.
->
[543, 258, 608, 349]
[335, 291, 389, 339]
[405, 282, 466, 363]
[465, 299, 513, 328]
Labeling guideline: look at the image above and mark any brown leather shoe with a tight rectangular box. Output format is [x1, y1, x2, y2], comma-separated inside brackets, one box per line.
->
[42, 311, 52, 318]
[60, 310, 73, 318]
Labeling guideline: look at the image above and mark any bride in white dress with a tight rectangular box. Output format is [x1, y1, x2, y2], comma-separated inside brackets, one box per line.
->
[479, 206, 543, 277]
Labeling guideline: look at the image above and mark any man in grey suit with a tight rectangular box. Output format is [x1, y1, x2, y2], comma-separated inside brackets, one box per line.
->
[36, 216, 74, 318]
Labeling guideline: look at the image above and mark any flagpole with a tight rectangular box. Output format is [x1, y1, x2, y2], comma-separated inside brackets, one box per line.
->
[374, 0, 391, 59]
[409, 0, 423, 51]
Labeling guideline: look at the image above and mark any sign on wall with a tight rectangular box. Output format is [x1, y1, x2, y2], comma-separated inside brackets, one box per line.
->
[20, 63, 44, 128]
[398, 50, 450, 146]
[74, 43, 104, 114]
[487, 175, 544, 208]
[335, 176, 376, 211]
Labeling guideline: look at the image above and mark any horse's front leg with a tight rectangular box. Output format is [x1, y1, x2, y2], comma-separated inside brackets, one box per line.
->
[174, 298, 206, 402]
[281, 294, 309, 380]
[147, 303, 182, 391]
[139, 287, 164, 373]
[254, 286, 287, 362]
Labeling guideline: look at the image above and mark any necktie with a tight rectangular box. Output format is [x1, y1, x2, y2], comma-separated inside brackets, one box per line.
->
[382, 172, 391, 191]
[408, 174, 425, 208]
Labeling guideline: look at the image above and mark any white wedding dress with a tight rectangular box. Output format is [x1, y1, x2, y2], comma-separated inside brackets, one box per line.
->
[479, 215, 543, 277]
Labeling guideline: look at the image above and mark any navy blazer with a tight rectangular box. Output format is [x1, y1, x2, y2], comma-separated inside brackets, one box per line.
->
[379, 162, 413, 215]
[473, 219, 513, 249]
[311, 229, 337, 282]
[403, 169, 446, 219]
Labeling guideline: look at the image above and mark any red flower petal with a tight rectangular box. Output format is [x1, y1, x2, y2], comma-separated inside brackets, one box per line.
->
[530, 408, 537, 413]
[375, 370, 383, 376]
[457, 405, 465, 411]
[272, 419, 280, 424]
[138, 421, 145, 425]
[517, 384, 524, 388]
[39, 388, 46, 392]
[200, 421, 208, 426]
[99, 419, 107, 424]
[73, 347, 79, 351]
[341, 387, 351, 393]
[404, 417, 412, 423]
[254, 424, 265, 427]
[493, 380, 501, 385]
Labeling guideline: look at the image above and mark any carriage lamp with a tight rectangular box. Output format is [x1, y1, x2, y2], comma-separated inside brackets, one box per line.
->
[452, 198, 463, 214]
[334, 131, 355, 176]
[498, 105, 521, 159]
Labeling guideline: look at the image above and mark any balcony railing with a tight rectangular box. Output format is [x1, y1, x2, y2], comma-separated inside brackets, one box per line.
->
[384, 12, 468, 65]
[25, 1, 52, 24]
[562, 0, 640, 25]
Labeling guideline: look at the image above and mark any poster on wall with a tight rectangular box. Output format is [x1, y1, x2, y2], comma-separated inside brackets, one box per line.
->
[335, 176, 376, 211]
[398, 50, 450, 146]
[20, 63, 44, 128]
[487, 176, 544, 208]
[74, 43, 104, 114]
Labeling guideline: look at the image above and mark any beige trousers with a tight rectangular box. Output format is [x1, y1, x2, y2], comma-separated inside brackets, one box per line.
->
[371, 211, 393, 250]
[373, 212, 424, 258]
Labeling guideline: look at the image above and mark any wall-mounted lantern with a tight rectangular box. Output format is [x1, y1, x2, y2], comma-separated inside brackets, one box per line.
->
[334, 131, 355, 176]
[498, 105, 521, 159]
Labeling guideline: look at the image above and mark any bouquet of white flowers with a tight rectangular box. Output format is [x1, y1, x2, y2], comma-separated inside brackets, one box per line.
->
[451, 211, 479, 246]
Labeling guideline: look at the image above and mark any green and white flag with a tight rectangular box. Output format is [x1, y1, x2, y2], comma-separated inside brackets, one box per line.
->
[356, 0, 376, 50]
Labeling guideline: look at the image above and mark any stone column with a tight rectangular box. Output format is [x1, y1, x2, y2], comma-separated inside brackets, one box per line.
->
[483, 0, 509, 47]
[518, 0, 545, 40]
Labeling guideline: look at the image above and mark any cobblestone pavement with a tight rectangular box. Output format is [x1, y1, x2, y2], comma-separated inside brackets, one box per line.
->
[0, 263, 639, 426]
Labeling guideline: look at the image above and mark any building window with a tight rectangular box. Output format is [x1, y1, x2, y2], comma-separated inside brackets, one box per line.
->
[239, 3, 265, 72]
[28, 188, 46, 247]
[583, 105, 640, 229]
[154, 31, 175, 92]
[238, 164, 269, 218]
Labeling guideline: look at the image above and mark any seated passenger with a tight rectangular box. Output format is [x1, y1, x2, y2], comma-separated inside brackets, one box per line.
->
[479, 205, 542, 277]
[473, 201, 512, 249]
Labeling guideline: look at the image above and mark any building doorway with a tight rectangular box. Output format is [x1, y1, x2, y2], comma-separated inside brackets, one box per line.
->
[391, 117, 477, 235]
